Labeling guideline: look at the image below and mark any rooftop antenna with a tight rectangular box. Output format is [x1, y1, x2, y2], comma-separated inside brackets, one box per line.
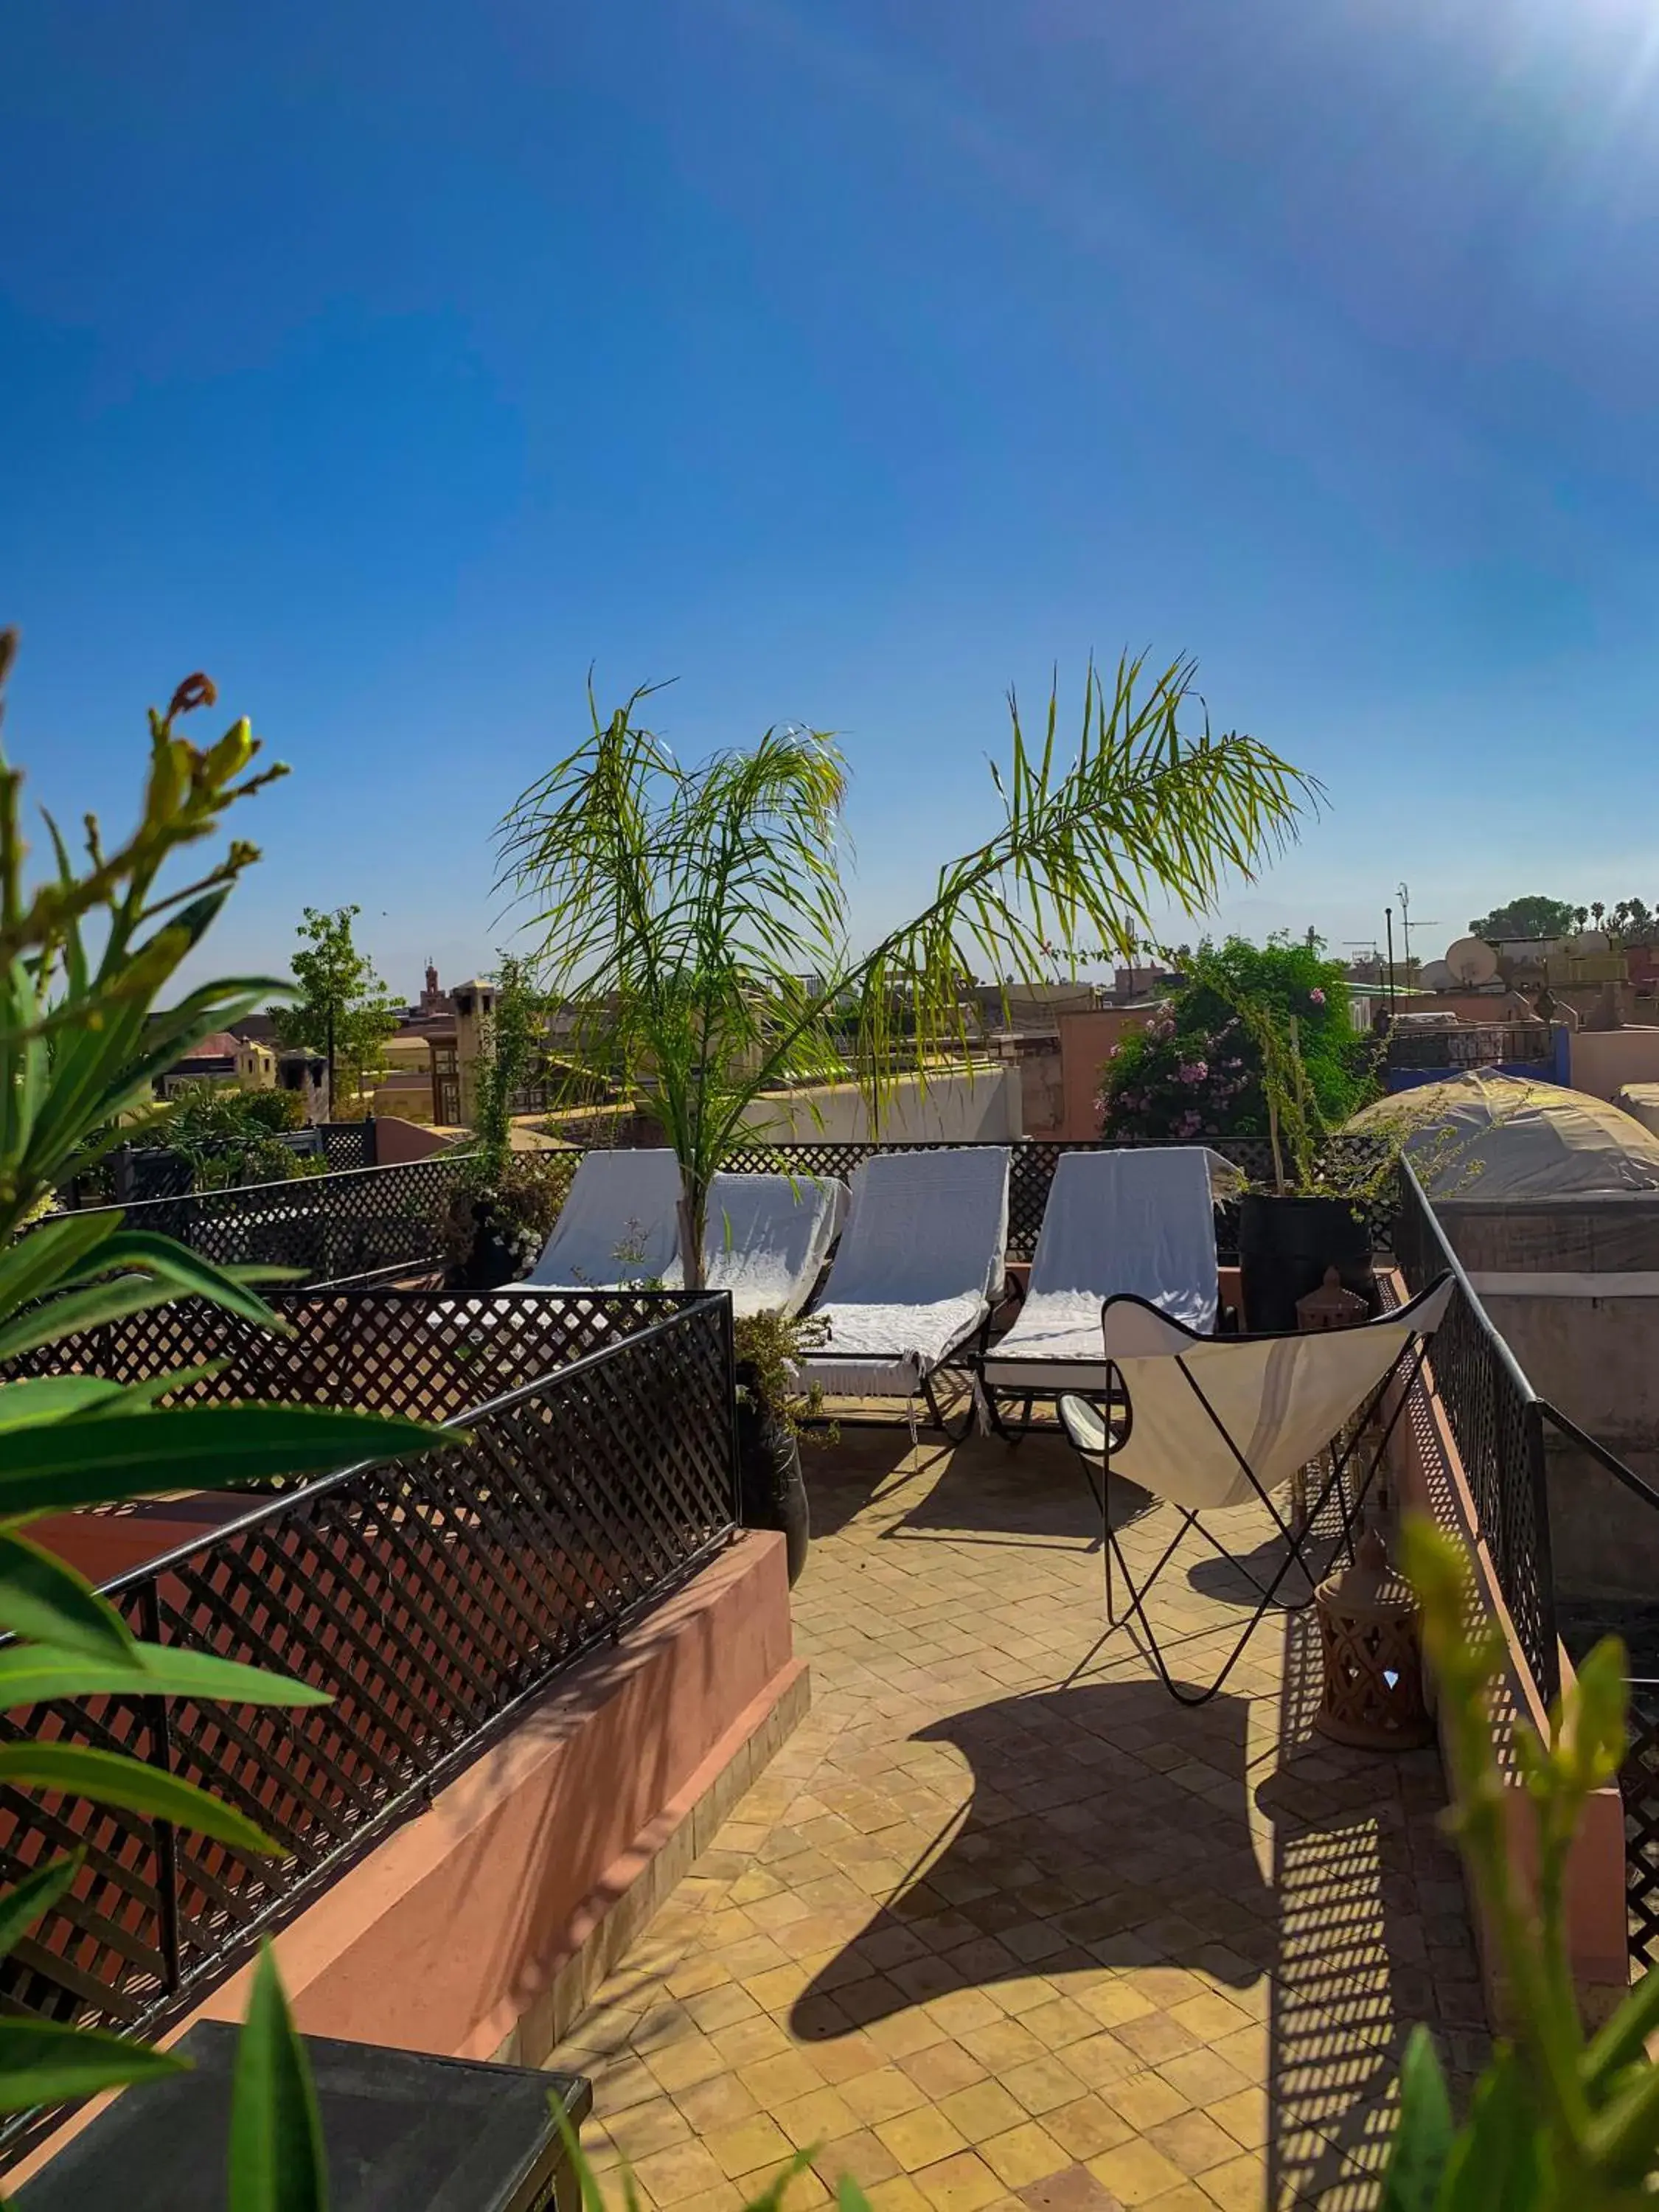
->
[1396, 883, 1441, 978]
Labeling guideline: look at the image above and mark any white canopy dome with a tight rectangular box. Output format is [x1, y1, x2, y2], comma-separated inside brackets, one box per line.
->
[1348, 1071, 1659, 1200]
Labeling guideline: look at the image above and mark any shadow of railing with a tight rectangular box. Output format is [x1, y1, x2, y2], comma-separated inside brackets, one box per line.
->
[1264, 1610, 1488, 2208]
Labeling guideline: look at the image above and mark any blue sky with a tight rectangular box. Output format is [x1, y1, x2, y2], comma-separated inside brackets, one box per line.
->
[6, 0, 1659, 995]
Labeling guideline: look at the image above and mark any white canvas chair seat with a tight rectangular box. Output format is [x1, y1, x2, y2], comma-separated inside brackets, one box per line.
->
[983, 1148, 1220, 1405]
[799, 1147, 1010, 1433]
[698, 1172, 848, 1318]
[1059, 1273, 1455, 1703]
[518, 1149, 684, 1288]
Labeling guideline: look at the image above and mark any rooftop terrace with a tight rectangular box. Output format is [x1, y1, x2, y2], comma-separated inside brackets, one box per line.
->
[559, 1426, 1486, 2212]
[21, 1135, 1635, 2204]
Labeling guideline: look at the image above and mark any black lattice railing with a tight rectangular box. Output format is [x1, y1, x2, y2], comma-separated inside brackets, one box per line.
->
[317, 1121, 373, 1172]
[1543, 1424, 1659, 1976]
[46, 1154, 476, 1289]
[1386, 1022, 1552, 1072]
[1624, 1684, 1659, 1972]
[11, 1287, 712, 1437]
[44, 1135, 1402, 1290]
[0, 1295, 737, 2157]
[716, 1135, 1399, 1264]
[1394, 1163, 1559, 1702]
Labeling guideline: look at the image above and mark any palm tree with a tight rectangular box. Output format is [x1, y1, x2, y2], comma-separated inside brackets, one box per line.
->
[497, 655, 1318, 1287]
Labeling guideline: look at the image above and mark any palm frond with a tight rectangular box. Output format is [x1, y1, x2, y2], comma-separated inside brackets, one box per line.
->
[495, 657, 1315, 1281]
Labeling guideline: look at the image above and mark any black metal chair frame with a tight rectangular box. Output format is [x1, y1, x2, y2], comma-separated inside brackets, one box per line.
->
[983, 1293, 1240, 1445]
[1065, 1279, 1451, 1706]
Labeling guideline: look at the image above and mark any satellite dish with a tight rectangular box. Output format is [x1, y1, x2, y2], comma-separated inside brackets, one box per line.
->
[1445, 936, 1500, 986]
[1568, 931, 1609, 956]
[1417, 959, 1456, 992]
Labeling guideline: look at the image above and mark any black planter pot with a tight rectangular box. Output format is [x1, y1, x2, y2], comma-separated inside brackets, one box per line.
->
[450, 1225, 521, 1290]
[1237, 1192, 1375, 1334]
[445, 1197, 529, 1290]
[734, 1371, 811, 1586]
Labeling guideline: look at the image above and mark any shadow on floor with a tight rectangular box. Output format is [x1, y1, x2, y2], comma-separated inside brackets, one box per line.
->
[787, 1676, 1273, 2049]
[776, 1605, 1480, 2207]
[885, 1433, 1122, 1551]
[1262, 1610, 1487, 2208]
[809, 1427, 1158, 1554]
[796, 1427, 958, 1540]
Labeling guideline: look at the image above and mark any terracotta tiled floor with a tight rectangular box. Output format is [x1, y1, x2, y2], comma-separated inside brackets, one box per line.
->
[552, 1421, 1487, 2211]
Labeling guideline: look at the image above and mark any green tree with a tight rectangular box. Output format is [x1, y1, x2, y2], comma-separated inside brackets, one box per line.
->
[472, 953, 546, 1179]
[268, 905, 397, 1113]
[1468, 895, 1579, 943]
[498, 655, 1316, 1286]
[159, 1081, 320, 1189]
[1097, 933, 1374, 1146]
[1593, 900, 1658, 948]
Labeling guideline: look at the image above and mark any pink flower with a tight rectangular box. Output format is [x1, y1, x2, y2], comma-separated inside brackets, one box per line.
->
[1178, 1060, 1208, 1085]
[1107, 1043, 1122, 1060]
[1309, 987, 1326, 1006]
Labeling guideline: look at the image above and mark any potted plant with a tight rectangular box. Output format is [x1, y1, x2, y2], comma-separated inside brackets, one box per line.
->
[493, 662, 1315, 1297]
[443, 1154, 571, 1288]
[731, 1310, 831, 1585]
[1097, 936, 1391, 1330]
[1228, 979, 1388, 1330]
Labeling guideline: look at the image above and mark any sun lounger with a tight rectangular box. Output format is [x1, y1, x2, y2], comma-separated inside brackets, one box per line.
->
[700, 1171, 848, 1318]
[982, 1147, 1219, 1424]
[515, 1152, 846, 1316]
[798, 1147, 1011, 1436]
[518, 1149, 684, 1288]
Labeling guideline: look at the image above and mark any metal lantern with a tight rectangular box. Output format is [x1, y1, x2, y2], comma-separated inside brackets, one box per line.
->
[1290, 1267, 1372, 1531]
[1296, 1265, 1370, 1332]
[1314, 1526, 1433, 1750]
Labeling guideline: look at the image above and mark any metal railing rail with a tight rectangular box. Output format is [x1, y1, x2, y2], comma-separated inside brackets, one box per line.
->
[41, 1152, 486, 1289]
[0, 1293, 738, 2161]
[44, 1134, 1403, 1284]
[712, 1133, 1399, 1264]
[1393, 1159, 1559, 1703]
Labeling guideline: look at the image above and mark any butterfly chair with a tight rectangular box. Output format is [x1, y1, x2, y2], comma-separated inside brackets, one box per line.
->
[1058, 1273, 1455, 1704]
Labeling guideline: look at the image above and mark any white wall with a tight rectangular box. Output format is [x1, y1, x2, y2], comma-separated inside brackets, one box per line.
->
[737, 1062, 1023, 1144]
[1571, 1029, 1659, 1101]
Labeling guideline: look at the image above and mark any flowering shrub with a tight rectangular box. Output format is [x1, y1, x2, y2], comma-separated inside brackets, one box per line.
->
[1096, 934, 1377, 1143]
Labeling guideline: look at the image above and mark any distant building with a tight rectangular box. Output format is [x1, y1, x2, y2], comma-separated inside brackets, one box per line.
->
[1111, 964, 1181, 1004]
[156, 1031, 277, 1098]
[415, 961, 452, 1019]
[973, 981, 1106, 1034]
[394, 961, 455, 1032]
